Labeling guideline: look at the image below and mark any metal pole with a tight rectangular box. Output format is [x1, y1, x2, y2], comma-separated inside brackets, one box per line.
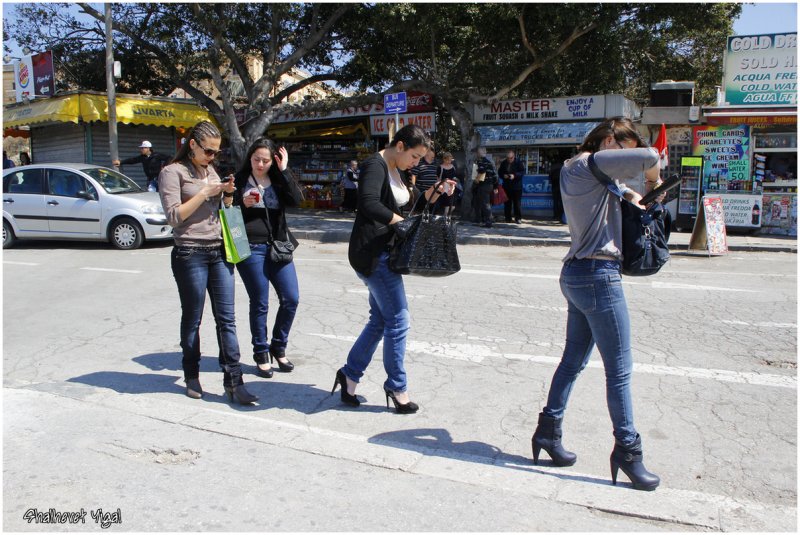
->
[105, 3, 119, 169]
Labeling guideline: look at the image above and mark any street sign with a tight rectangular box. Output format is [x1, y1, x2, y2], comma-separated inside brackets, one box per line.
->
[384, 92, 407, 114]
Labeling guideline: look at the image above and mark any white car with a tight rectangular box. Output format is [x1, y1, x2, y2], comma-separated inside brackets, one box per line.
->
[3, 163, 172, 249]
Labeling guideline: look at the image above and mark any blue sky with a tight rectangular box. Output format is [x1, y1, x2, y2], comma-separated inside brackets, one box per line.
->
[733, 2, 797, 35]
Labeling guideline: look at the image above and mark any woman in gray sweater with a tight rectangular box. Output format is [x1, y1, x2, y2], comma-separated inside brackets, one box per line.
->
[531, 117, 663, 491]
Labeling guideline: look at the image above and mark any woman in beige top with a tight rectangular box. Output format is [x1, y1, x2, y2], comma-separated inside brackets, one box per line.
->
[159, 121, 257, 405]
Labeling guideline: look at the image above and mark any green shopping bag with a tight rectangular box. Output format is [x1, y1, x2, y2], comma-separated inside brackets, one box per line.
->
[219, 204, 251, 264]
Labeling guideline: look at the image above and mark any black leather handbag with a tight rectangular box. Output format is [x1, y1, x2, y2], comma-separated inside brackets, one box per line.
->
[269, 239, 295, 263]
[587, 154, 670, 276]
[389, 189, 460, 277]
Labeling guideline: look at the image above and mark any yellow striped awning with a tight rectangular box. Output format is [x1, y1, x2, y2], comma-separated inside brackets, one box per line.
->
[3, 92, 218, 129]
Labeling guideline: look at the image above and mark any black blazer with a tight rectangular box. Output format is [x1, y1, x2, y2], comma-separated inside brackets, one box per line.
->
[348, 153, 417, 276]
[232, 164, 304, 245]
[498, 158, 526, 191]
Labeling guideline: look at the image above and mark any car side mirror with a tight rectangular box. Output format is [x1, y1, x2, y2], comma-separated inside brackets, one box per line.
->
[77, 190, 96, 201]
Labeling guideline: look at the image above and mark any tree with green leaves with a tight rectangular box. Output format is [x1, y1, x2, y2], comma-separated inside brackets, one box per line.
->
[5, 2, 353, 165]
[337, 2, 740, 217]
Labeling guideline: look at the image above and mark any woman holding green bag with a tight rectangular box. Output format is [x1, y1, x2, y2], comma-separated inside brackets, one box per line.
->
[159, 120, 258, 405]
[232, 138, 304, 378]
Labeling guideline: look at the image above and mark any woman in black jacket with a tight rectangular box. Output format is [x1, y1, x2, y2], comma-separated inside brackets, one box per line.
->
[233, 138, 304, 378]
[332, 124, 456, 413]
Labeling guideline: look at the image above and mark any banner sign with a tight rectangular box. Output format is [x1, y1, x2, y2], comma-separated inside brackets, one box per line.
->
[492, 175, 554, 214]
[476, 122, 599, 146]
[717, 193, 762, 227]
[474, 95, 605, 124]
[761, 193, 797, 236]
[273, 91, 433, 123]
[370, 112, 435, 135]
[691, 125, 750, 189]
[723, 33, 797, 106]
[13, 51, 55, 102]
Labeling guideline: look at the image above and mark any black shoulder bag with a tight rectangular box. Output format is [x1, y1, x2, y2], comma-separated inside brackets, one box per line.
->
[389, 183, 460, 277]
[587, 154, 670, 276]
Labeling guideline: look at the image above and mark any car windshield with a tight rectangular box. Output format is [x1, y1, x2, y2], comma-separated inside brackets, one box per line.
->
[81, 168, 144, 194]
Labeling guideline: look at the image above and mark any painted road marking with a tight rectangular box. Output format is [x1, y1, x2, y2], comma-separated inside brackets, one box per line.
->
[3, 261, 40, 266]
[80, 267, 142, 274]
[721, 320, 796, 328]
[307, 333, 795, 389]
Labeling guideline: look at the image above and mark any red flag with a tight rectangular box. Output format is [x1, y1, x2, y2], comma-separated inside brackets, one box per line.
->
[653, 123, 669, 170]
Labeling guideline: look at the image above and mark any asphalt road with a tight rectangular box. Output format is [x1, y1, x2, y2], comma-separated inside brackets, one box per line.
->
[3, 239, 797, 531]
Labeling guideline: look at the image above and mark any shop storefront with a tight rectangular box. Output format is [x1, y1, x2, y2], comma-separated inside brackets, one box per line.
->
[3, 91, 216, 187]
[268, 91, 434, 208]
[473, 94, 640, 217]
[697, 32, 797, 235]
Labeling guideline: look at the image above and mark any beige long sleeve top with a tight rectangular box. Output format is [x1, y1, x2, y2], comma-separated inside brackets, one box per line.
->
[159, 161, 224, 246]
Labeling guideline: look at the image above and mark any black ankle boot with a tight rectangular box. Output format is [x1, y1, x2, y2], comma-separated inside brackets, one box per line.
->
[224, 382, 259, 405]
[531, 412, 577, 466]
[610, 434, 660, 491]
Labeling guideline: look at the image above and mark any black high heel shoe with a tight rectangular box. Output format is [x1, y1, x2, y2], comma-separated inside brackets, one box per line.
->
[224, 384, 259, 405]
[384, 389, 419, 414]
[253, 352, 274, 378]
[331, 369, 359, 406]
[531, 412, 577, 466]
[269, 348, 294, 372]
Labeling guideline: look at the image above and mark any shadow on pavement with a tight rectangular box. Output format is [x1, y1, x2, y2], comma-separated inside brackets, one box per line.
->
[369, 427, 610, 486]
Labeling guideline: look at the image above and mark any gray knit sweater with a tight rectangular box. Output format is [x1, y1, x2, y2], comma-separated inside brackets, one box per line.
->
[561, 148, 659, 262]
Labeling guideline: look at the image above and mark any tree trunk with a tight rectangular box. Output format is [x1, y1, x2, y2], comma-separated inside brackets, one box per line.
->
[447, 101, 480, 220]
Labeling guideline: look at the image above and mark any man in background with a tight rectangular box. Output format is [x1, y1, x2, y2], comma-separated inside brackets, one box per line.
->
[113, 140, 171, 191]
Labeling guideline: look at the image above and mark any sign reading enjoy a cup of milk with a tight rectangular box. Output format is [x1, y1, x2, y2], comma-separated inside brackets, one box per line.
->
[724, 33, 797, 106]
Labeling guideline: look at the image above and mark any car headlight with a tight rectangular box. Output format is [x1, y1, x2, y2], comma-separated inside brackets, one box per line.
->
[140, 203, 165, 215]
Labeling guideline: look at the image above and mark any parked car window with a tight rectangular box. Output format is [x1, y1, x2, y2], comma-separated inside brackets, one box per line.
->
[47, 169, 88, 198]
[3, 168, 44, 194]
[81, 168, 142, 194]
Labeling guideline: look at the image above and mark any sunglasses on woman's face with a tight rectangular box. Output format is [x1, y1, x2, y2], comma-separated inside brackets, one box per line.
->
[196, 142, 221, 158]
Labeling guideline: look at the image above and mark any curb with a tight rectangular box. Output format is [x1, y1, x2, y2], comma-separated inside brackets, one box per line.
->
[292, 228, 797, 254]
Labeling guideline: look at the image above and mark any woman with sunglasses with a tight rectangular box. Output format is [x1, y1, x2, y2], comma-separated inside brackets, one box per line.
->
[232, 138, 304, 378]
[159, 120, 258, 405]
[531, 117, 663, 491]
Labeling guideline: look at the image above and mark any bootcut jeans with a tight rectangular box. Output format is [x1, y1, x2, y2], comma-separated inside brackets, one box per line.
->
[171, 245, 243, 386]
[343, 252, 411, 393]
[235, 243, 300, 356]
[543, 257, 638, 445]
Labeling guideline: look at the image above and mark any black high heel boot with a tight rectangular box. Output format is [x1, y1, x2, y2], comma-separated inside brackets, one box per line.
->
[610, 434, 660, 491]
[185, 378, 203, 399]
[253, 352, 274, 378]
[269, 347, 294, 372]
[384, 389, 419, 414]
[531, 412, 577, 466]
[224, 383, 259, 405]
[331, 369, 360, 407]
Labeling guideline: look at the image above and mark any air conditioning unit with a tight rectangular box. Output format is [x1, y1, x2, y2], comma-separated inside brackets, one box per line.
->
[650, 80, 695, 107]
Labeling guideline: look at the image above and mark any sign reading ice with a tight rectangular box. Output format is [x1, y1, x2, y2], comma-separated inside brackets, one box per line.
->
[724, 33, 797, 106]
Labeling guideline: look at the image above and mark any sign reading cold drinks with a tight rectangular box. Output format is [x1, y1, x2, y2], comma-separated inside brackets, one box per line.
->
[724, 33, 797, 106]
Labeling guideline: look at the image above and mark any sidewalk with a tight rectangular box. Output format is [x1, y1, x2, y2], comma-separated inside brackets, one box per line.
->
[287, 209, 798, 253]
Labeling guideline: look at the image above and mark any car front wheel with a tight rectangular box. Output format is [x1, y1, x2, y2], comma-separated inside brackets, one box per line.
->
[109, 218, 144, 249]
[3, 219, 16, 249]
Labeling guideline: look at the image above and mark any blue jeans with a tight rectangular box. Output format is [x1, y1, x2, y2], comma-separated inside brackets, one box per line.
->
[171, 245, 242, 385]
[235, 243, 300, 355]
[543, 258, 638, 445]
[344, 252, 411, 392]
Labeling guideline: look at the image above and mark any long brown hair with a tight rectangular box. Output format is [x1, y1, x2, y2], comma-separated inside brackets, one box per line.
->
[578, 117, 647, 154]
[171, 121, 222, 164]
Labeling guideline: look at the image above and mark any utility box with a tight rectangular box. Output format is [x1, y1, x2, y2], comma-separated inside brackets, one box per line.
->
[650, 80, 695, 107]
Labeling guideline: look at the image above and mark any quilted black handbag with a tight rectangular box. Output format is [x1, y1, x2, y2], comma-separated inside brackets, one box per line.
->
[587, 154, 670, 276]
[389, 190, 461, 277]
